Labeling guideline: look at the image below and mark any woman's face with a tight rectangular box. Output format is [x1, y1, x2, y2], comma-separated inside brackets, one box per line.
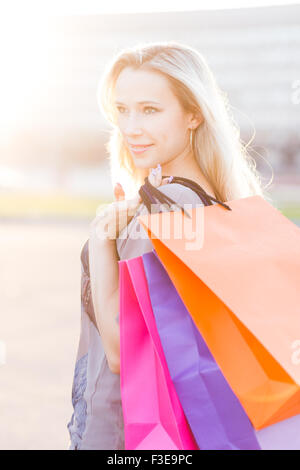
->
[113, 67, 197, 170]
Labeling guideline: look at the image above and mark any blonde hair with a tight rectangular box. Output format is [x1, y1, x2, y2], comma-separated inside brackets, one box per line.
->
[97, 41, 271, 202]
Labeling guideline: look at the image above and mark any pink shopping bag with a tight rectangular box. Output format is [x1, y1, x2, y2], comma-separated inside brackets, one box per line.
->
[119, 256, 198, 450]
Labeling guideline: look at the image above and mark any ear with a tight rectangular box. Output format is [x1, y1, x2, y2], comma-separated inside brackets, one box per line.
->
[188, 110, 204, 130]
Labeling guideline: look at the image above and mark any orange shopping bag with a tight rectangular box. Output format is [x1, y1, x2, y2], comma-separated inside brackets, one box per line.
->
[138, 195, 300, 430]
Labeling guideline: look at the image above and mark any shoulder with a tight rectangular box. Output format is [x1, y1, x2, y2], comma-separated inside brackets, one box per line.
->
[156, 183, 204, 208]
[116, 183, 204, 260]
[135, 182, 205, 219]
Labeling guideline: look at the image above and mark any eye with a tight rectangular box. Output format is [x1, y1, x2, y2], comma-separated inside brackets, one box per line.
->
[144, 106, 158, 114]
[116, 106, 127, 114]
[116, 105, 158, 115]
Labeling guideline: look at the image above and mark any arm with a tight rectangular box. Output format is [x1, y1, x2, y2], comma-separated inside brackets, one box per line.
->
[87, 167, 166, 373]
[87, 186, 144, 375]
[88, 180, 204, 375]
[88, 231, 121, 374]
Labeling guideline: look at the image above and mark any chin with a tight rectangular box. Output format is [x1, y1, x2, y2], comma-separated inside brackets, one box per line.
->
[133, 159, 156, 170]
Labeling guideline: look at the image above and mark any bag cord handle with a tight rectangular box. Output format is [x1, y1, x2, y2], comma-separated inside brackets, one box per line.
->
[138, 175, 232, 218]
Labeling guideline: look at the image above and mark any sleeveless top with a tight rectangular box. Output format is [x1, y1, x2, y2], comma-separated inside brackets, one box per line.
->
[67, 182, 218, 450]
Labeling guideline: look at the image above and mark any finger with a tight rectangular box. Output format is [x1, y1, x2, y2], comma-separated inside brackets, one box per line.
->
[148, 167, 156, 186]
[155, 163, 162, 187]
[162, 177, 170, 185]
[149, 164, 162, 187]
[114, 182, 125, 201]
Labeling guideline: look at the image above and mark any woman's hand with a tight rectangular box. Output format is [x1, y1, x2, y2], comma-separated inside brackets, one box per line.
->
[89, 164, 171, 241]
[90, 189, 142, 241]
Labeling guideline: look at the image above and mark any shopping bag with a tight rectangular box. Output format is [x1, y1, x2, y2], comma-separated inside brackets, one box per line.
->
[119, 257, 198, 450]
[142, 250, 300, 450]
[255, 412, 300, 449]
[142, 249, 261, 450]
[138, 195, 300, 430]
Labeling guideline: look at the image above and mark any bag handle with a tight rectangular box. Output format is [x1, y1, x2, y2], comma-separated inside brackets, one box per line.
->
[138, 175, 232, 217]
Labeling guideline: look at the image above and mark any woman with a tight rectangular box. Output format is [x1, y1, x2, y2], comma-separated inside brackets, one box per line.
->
[67, 41, 266, 450]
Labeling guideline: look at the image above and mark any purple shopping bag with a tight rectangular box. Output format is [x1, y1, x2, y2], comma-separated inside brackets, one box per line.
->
[142, 249, 261, 450]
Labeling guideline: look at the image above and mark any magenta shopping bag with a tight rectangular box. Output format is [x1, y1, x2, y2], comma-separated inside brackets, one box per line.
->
[142, 250, 261, 450]
[119, 256, 198, 450]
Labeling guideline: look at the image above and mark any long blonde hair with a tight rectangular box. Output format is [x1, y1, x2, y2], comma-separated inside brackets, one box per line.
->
[97, 41, 270, 202]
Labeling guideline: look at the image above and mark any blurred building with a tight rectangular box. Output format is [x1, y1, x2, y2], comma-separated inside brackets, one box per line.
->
[1, 4, 300, 197]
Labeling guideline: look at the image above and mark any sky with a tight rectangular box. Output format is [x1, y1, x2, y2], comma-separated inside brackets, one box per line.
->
[1, 0, 299, 16]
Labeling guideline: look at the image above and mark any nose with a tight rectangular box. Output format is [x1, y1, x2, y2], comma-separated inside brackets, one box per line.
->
[122, 112, 143, 137]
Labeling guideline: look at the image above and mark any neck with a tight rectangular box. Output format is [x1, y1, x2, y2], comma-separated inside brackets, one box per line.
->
[161, 146, 204, 182]
[160, 145, 216, 198]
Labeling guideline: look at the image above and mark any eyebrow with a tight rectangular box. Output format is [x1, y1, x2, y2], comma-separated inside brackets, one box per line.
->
[114, 100, 161, 105]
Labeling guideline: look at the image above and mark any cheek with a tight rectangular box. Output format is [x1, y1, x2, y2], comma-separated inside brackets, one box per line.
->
[162, 118, 187, 149]
[154, 114, 185, 141]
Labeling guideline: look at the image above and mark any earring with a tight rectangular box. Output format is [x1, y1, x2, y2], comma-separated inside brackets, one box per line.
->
[189, 128, 194, 148]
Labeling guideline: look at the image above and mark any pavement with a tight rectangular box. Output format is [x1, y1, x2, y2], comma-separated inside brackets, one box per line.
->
[0, 220, 89, 450]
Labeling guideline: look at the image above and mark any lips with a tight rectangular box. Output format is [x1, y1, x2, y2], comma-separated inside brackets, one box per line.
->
[129, 144, 153, 148]
[129, 143, 154, 154]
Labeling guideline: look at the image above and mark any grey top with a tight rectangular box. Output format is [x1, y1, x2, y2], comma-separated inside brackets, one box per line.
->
[67, 183, 213, 450]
